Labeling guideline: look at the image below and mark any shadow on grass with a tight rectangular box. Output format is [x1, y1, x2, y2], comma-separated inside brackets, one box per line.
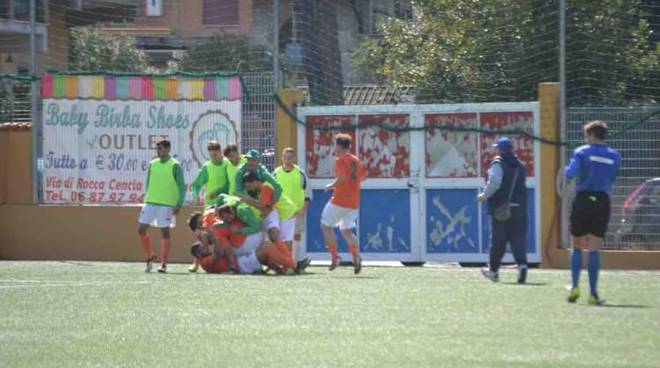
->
[587, 304, 652, 309]
[259, 272, 320, 277]
[502, 282, 549, 286]
[158, 272, 196, 276]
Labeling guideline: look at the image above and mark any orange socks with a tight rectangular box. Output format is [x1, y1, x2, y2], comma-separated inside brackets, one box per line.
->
[139, 234, 153, 259]
[275, 240, 294, 261]
[161, 238, 171, 266]
[348, 244, 359, 258]
[327, 243, 338, 260]
[265, 243, 296, 270]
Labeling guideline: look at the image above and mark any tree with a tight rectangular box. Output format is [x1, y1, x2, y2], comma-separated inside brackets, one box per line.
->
[352, 0, 658, 105]
[69, 27, 149, 72]
[167, 35, 273, 73]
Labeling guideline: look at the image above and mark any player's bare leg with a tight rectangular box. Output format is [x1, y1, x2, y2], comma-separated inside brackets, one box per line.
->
[341, 228, 362, 274]
[138, 223, 157, 272]
[321, 224, 341, 270]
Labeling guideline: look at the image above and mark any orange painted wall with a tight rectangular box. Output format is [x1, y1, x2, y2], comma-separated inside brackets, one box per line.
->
[0, 204, 198, 262]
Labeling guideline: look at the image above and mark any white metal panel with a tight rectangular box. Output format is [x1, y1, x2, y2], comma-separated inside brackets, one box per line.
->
[298, 102, 542, 264]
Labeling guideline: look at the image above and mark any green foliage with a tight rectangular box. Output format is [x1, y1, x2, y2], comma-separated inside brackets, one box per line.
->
[352, 0, 658, 105]
[68, 27, 149, 72]
[167, 35, 272, 73]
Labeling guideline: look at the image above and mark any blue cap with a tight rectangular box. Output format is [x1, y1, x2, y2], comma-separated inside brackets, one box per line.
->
[493, 137, 513, 151]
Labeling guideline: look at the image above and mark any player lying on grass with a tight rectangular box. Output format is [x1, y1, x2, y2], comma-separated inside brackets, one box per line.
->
[187, 212, 238, 272]
[188, 212, 308, 274]
[215, 201, 312, 273]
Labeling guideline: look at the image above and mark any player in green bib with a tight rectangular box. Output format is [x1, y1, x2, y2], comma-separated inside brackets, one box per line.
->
[223, 144, 248, 195]
[242, 172, 311, 272]
[234, 149, 283, 200]
[273, 147, 312, 262]
[138, 140, 186, 273]
[192, 141, 229, 208]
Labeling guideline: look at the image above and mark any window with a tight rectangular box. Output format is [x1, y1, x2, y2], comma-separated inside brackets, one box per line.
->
[0, 2, 9, 19]
[203, 0, 239, 26]
[12, 0, 46, 23]
[146, 0, 163, 17]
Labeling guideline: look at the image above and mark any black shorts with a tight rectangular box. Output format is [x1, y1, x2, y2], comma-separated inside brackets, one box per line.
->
[570, 191, 611, 238]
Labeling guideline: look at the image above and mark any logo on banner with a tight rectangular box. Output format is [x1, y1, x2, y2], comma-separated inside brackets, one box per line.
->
[189, 110, 239, 167]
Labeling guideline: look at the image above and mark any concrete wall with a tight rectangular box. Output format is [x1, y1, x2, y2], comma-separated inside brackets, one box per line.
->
[0, 204, 198, 262]
[0, 128, 197, 263]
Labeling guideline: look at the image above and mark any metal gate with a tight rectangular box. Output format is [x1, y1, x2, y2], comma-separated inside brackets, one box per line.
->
[298, 103, 542, 263]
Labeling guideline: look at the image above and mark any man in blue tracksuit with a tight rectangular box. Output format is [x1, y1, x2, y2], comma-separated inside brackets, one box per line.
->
[478, 137, 529, 284]
[565, 120, 620, 306]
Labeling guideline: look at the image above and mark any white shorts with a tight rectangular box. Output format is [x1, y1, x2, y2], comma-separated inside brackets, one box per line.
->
[235, 232, 264, 256]
[237, 252, 262, 274]
[321, 202, 358, 230]
[138, 204, 176, 228]
[280, 217, 296, 242]
[262, 210, 280, 231]
[261, 210, 296, 242]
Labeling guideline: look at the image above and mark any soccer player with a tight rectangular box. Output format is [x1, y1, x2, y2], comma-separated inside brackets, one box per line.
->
[191, 141, 228, 207]
[214, 202, 264, 257]
[137, 140, 186, 273]
[478, 137, 529, 284]
[321, 134, 366, 274]
[187, 212, 237, 272]
[191, 208, 304, 274]
[224, 144, 247, 195]
[565, 121, 620, 305]
[189, 141, 229, 272]
[191, 238, 300, 275]
[234, 149, 283, 200]
[240, 172, 302, 266]
[187, 203, 239, 273]
[273, 147, 312, 262]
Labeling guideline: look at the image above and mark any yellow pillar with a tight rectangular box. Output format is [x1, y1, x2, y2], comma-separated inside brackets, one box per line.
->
[538, 82, 564, 268]
[275, 88, 304, 167]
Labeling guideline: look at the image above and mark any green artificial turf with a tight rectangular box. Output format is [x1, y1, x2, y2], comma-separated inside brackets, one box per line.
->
[0, 262, 658, 368]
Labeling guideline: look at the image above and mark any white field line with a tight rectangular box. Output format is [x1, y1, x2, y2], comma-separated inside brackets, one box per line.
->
[0, 279, 151, 289]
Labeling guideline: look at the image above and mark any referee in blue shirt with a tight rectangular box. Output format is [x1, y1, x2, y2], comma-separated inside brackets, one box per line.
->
[565, 120, 620, 305]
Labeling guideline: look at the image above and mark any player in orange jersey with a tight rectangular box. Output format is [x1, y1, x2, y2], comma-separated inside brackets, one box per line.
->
[189, 210, 305, 274]
[321, 133, 366, 274]
[187, 212, 237, 272]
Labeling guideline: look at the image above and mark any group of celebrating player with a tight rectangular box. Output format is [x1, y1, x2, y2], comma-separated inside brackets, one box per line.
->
[134, 118, 619, 304]
[136, 133, 366, 276]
